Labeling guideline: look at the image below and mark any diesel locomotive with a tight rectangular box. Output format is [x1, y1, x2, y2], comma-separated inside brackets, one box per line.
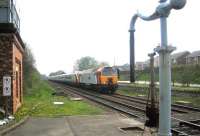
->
[49, 66, 118, 94]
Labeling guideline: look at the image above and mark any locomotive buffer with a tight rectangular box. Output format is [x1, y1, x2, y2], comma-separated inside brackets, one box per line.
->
[145, 52, 159, 127]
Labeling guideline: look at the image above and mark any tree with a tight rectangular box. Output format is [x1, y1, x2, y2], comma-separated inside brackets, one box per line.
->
[98, 61, 110, 67]
[179, 65, 194, 87]
[23, 44, 35, 73]
[23, 44, 36, 90]
[74, 56, 98, 71]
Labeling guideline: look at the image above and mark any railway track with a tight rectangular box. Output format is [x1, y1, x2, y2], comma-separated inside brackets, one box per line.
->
[52, 82, 145, 119]
[171, 118, 200, 135]
[114, 93, 200, 113]
[50, 82, 200, 135]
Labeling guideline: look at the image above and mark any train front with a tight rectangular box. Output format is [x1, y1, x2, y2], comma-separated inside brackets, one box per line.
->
[97, 67, 118, 94]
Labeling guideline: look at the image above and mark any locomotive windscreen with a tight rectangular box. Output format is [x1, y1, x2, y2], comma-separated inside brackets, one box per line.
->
[102, 67, 117, 76]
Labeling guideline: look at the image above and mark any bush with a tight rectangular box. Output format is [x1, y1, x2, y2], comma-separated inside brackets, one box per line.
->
[136, 64, 200, 86]
[23, 44, 38, 95]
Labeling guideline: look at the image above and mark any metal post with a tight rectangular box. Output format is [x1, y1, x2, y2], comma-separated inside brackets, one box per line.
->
[155, 17, 176, 136]
[160, 9, 171, 135]
[145, 52, 159, 127]
[149, 53, 156, 107]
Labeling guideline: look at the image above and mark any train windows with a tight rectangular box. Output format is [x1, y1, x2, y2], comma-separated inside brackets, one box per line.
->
[102, 67, 112, 76]
[112, 68, 118, 76]
[102, 67, 118, 76]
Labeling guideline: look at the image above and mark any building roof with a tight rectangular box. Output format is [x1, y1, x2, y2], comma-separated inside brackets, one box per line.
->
[114, 65, 130, 71]
[171, 51, 190, 60]
[135, 62, 144, 64]
[187, 50, 200, 58]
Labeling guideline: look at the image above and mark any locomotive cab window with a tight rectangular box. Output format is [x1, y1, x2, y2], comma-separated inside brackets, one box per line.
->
[102, 67, 112, 76]
[112, 68, 118, 76]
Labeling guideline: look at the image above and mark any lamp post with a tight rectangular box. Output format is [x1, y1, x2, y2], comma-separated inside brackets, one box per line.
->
[129, 0, 186, 135]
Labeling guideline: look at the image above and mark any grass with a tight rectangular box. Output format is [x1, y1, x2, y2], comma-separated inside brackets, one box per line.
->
[14, 77, 103, 122]
[172, 96, 200, 108]
[117, 89, 147, 97]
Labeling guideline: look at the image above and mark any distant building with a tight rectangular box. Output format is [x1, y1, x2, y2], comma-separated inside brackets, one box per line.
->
[114, 64, 129, 73]
[114, 65, 130, 81]
[171, 51, 190, 65]
[145, 51, 190, 67]
[135, 62, 147, 71]
[186, 50, 200, 65]
[135, 62, 143, 71]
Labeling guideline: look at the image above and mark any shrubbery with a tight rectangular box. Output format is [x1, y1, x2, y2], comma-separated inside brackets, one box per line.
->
[23, 44, 41, 95]
[136, 64, 200, 86]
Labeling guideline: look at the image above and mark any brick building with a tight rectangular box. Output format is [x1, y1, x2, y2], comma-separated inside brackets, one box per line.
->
[135, 62, 146, 71]
[0, 0, 24, 114]
[186, 50, 200, 65]
[171, 51, 190, 65]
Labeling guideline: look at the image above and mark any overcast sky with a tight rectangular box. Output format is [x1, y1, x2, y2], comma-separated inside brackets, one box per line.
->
[18, 0, 199, 75]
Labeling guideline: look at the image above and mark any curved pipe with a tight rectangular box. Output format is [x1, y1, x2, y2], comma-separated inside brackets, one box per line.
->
[128, 0, 186, 83]
[129, 9, 160, 32]
[129, 0, 186, 32]
[129, 14, 138, 32]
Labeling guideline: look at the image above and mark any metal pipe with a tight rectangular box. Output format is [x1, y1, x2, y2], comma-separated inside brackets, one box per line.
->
[129, 0, 186, 135]
[148, 52, 156, 107]
[160, 18, 168, 47]
[129, 30, 135, 82]
[129, 15, 138, 83]
[157, 16, 173, 136]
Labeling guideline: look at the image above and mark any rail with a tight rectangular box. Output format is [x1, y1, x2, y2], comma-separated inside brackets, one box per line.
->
[51, 82, 200, 135]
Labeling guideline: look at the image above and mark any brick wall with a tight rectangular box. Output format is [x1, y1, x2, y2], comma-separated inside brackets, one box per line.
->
[0, 33, 23, 114]
[12, 37, 23, 113]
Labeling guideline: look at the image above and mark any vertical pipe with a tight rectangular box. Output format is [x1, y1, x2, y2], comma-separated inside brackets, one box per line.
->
[160, 18, 168, 47]
[158, 17, 172, 136]
[149, 53, 156, 106]
[129, 30, 135, 83]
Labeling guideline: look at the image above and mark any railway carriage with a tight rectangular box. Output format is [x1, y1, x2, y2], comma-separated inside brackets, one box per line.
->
[49, 74, 78, 86]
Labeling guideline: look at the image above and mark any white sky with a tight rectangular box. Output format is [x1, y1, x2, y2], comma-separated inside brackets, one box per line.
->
[18, 0, 199, 75]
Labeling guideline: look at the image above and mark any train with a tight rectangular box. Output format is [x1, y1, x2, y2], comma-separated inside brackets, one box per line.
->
[48, 66, 118, 94]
